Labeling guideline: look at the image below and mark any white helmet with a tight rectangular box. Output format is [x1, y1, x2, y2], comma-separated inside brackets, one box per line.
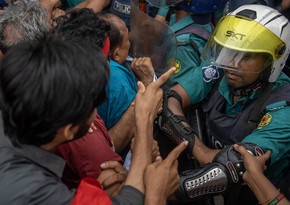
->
[202, 4, 290, 82]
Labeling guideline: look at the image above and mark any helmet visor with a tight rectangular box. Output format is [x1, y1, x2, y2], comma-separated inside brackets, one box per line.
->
[206, 45, 273, 73]
[202, 15, 286, 73]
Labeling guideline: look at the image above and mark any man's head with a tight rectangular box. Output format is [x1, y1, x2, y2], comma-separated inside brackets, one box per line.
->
[0, 1, 49, 56]
[202, 4, 290, 88]
[0, 39, 109, 147]
[99, 13, 130, 64]
[53, 8, 110, 51]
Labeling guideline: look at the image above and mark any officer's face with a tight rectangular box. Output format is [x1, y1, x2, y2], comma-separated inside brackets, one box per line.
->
[224, 53, 266, 88]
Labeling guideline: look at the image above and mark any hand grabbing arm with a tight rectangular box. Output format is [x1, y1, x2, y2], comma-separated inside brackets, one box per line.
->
[99, 161, 128, 196]
[234, 144, 290, 205]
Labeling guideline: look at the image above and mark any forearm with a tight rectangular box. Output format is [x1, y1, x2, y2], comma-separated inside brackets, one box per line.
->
[246, 173, 289, 205]
[109, 104, 135, 154]
[75, 0, 111, 12]
[144, 194, 166, 205]
[111, 185, 144, 205]
[192, 137, 220, 164]
[124, 116, 153, 193]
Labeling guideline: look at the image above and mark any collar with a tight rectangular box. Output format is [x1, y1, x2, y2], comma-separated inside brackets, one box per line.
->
[229, 81, 263, 97]
[0, 135, 65, 178]
[170, 15, 195, 32]
[219, 77, 263, 105]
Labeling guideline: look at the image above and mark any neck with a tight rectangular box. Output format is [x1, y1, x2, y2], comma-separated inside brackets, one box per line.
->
[229, 81, 262, 98]
[174, 9, 189, 22]
[41, 143, 57, 153]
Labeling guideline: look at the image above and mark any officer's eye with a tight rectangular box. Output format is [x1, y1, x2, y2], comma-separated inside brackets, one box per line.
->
[242, 53, 253, 60]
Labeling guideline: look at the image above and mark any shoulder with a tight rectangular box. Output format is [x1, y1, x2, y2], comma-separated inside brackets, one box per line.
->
[0, 147, 73, 204]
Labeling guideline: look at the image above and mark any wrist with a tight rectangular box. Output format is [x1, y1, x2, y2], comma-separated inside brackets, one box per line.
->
[145, 192, 166, 205]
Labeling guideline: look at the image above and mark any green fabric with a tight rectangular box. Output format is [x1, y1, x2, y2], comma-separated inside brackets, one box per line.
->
[63, 0, 83, 8]
[177, 60, 218, 105]
[168, 14, 213, 87]
[243, 100, 290, 179]
[157, 7, 169, 17]
[179, 67, 290, 178]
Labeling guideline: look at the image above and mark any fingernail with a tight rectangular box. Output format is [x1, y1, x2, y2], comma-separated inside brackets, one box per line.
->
[155, 156, 162, 161]
[184, 141, 189, 146]
[100, 162, 106, 168]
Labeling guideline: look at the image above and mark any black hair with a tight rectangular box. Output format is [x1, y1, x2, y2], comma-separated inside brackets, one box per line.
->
[52, 8, 110, 49]
[0, 39, 109, 146]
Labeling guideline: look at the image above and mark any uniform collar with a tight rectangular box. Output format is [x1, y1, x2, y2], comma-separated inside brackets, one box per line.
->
[170, 15, 195, 32]
[219, 77, 262, 105]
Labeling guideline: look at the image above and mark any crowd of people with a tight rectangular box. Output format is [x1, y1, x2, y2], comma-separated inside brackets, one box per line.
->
[0, 0, 290, 205]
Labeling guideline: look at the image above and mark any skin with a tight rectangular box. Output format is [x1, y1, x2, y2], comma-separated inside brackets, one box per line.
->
[111, 18, 131, 64]
[74, 0, 111, 12]
[234, 144, 290, 205]
[41, 109, 97, 153]
[224, 53, 267, 89]
[282, 0, 290, 10]
[125, 67, 189, 205]
[131, 57, 155, 87]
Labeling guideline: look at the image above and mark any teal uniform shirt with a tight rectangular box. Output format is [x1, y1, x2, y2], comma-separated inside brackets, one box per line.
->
[178, 65, 290, 179]
[243, 100, 290, 179]
[168, 15, 213, 87]
[62, 0, 82, 7]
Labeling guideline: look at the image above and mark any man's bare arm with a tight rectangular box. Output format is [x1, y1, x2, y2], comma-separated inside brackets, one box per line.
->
[108, 103, 135, 154]
[75, 0, 111, 12]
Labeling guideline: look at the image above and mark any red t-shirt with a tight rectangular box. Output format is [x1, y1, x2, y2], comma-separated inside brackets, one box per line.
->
[56, 114, 122, 189]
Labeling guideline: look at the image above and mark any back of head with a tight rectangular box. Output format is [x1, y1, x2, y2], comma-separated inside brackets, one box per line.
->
[98, 13, 123, 53]
[53, 8, 110, 49]
[0, 1, 49, 53]
[175, 0, 229, 14]
[202, 4, 290, 82]
[0, 39, 109, 146]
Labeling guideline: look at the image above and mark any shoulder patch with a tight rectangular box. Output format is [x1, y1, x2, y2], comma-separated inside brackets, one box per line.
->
[202, 65, 219, 82]
[168, 59, 181, 74]
[257, 113, 272, 129]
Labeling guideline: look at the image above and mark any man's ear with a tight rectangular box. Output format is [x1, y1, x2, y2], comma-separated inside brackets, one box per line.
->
[112, 47, 120, 61]
[60, 124, 79, 141]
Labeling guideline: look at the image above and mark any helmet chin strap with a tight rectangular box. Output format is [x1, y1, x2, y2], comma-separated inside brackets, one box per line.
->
[229, 80, 263, 97]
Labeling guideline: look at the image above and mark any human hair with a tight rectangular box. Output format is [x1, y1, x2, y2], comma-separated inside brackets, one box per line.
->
[53, 8, 110, 49]
[98, 12, 122, 52]
[0, 1, 49, 54]
[0, 39, 109, 146]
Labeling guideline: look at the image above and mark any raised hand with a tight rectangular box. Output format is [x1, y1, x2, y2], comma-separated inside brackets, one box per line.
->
[144, 141, 188, 204]
[134, 67, 176, 123]
[131, 57, 155, 87]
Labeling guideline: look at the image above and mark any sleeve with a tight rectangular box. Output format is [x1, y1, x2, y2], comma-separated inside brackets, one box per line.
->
[111, 185, 144, 205]
[98, 69, 136, 129]
[176, 61, 219, 105]
[242, 102, 290, 178]
[57, 132, 122, 180]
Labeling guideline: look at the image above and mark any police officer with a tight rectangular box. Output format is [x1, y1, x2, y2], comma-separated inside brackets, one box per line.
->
[160, 4, 290, 204]
[152, 0, 229, 87]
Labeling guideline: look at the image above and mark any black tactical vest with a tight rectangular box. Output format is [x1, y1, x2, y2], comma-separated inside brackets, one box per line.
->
[202, 84, 290, 149]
